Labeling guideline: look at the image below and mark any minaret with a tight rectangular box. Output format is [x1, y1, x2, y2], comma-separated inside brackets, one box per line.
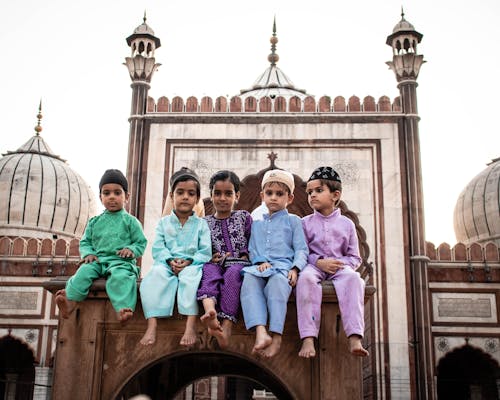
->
[387, 11, 433, 399]
[124, 13, 161, 218]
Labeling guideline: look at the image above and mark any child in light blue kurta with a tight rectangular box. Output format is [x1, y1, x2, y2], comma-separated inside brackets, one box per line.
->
[240, 169, 308, 358]
[140, 168, 211, 347]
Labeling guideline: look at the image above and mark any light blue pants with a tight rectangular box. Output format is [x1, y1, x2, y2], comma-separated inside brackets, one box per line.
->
[140, 262, 202, 319]
[240, 272, 292, 334]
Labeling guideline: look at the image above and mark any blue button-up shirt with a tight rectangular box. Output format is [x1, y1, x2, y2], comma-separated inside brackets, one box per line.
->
[243, 209, 308, 277]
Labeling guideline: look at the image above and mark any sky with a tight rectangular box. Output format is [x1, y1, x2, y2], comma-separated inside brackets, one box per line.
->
[0, 0, 499, 246]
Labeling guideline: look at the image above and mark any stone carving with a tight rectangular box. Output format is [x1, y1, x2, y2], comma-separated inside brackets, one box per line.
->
[437, 297, 491, 318]
[0, 291, 38, 310]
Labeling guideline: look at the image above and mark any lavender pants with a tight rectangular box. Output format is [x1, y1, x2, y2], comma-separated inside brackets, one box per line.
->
[296, 264, 365, 338]
[197, 262, 244, 322]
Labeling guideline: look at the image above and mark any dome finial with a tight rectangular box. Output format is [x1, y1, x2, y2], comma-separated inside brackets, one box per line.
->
[268, 15, 279, 66]
[401, 6, 405, 20]
[34, 99, 43, 136]
[143, 10, 147, 23]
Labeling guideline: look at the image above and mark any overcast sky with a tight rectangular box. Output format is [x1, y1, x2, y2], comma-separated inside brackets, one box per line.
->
[1, 0, 499, 245]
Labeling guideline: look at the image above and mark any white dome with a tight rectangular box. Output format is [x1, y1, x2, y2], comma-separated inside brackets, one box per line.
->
[453, 157, 500, 245]
[0, 134, 98, 239]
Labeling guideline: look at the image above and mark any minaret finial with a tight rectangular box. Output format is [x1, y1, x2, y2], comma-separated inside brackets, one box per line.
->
[401, 6, 405, 20]
[34, 99, 43, 136]
[268, 16, 279, 67]
[143, 10, 147, 23]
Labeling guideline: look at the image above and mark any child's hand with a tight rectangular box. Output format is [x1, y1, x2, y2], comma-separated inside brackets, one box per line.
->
[288, 268, 298, 287]
[170, 258, 192, 275]
[117, 248, 135, 258]
[211, 252, 223, 263]
[83, 254, 98, 264]
[257, 262, 271, 272]
[317, 258, 344, 274]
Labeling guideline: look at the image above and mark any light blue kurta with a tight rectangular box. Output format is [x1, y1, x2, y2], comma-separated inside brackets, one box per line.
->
[240, 209, 308, 333]
[140, 212, 211, 318]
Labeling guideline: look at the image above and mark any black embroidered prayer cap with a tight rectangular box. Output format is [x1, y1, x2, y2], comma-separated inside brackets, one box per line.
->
[99, 169, 129, 193]
[308, 166, 341, 183]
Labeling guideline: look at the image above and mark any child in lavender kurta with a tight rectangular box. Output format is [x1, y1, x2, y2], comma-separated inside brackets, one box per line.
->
[296, 166, 369, 358]
[139, 168, 212, 347]
[241, 169, 308, 358]
[197, 170, 252, 348]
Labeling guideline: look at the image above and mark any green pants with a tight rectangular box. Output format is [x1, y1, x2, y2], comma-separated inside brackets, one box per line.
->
[65, 256, 139, 312]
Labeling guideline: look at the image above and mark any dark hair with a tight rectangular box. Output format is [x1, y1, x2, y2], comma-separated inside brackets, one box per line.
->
[209, 170, 241, 193]
[170, 167, 201, 198]
[320, 178, 342, 193]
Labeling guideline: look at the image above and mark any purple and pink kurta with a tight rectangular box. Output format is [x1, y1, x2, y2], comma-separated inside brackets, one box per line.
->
[197, 210, 252, 322]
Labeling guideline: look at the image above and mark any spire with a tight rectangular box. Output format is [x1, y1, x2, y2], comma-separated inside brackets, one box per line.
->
[268, 16, 279, 67]
[34, 100, 43, 136]
[240, 17, 308, 99]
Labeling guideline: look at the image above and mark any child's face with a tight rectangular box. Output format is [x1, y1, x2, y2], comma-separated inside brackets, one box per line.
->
[100, 183, 128, 212]
[306, 179, 340, 215]
[171, 180, 199, 216]
[261, 182, 294, 215]
[211, 179, 240, 216]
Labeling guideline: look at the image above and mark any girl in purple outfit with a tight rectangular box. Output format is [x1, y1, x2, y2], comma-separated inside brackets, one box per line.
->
[296, 166, 369, 358]
[197, 170, 252, 348]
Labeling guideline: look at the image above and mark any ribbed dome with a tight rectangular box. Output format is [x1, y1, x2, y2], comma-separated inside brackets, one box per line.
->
[392, 16, 415, 33]
[0, 134, 98, 239]
[453, 157, 500, 245]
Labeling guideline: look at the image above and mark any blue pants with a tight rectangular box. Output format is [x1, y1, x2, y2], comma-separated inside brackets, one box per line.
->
[240, 273, 291, 334]
[140, 262, 202, 319]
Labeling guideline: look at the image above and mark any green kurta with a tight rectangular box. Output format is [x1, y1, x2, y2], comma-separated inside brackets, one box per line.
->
[66, 209, 147, 312]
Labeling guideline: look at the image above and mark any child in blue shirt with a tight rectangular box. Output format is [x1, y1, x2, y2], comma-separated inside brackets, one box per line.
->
[240, 169, 308, 358]
[139, 168, 211, 347]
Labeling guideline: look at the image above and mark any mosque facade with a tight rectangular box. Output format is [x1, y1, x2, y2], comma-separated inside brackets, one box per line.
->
[0, 12, 498, 400]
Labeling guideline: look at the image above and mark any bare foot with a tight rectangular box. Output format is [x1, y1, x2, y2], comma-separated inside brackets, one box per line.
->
[200, 309, 222, 332]
[212, 319, 233, 349]
[140, 318, 157, 346]
[118, 308, 134, 323]
[252, 325, 272, 354]
[261, 334, 282, 358]
[55, 289, 76, 319]
[298, 337, 316, 358]
[180, 315, 198, 347]
[349, 335, 369, 357]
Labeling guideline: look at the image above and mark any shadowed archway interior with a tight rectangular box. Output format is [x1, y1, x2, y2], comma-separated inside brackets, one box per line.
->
[115, 351, 293, 399]
[436, 344, 500, 400]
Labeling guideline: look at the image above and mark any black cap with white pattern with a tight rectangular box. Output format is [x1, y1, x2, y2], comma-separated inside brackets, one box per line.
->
[308, 166, 341, 183]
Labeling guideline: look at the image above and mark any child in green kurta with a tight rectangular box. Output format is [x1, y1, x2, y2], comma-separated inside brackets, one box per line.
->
[55, 169, 147, 322]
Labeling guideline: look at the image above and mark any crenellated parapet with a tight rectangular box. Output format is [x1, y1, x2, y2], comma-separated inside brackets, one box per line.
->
[0, 236, 80, 276]
[426, 241, 499, 263]
[426, 241, 500, 284]
[146, 94, 401, 113]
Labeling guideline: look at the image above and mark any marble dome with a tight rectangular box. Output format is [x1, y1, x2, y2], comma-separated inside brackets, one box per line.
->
[453, 157, 500, 245]
[0, 130, 98, 240]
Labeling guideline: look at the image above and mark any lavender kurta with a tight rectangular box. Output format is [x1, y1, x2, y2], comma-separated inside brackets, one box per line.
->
[296, 208, 365, 338]
[197, 210, 252, 322]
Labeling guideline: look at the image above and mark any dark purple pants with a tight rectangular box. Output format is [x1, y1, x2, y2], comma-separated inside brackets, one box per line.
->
[197, 262, 244, 322]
